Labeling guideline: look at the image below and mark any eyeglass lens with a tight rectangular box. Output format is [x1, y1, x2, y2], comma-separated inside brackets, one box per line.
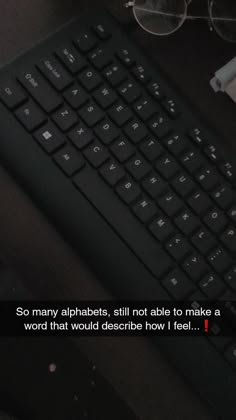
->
[132, 0, 236, 41]
[133, 0, 187, 36]
[210, 0, 236, 42]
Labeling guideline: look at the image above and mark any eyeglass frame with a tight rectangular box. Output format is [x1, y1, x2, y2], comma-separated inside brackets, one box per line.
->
[125, 0, 236, 42]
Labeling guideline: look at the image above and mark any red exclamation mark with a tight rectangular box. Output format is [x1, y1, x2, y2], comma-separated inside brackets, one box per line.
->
[204, 319, 209, 333]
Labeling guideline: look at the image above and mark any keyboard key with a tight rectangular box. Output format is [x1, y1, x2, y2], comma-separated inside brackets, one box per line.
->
[132, 197, 158, 223]
[83, 140, 109, 168]
[196, 166, 220, 191]
[181, 148, 204, 172]
[208, 247, 232, 273]
[156, 154, 180, 179]
[204, 208, 228, 234]
[118, 80, 141, 104]
[94, 118, 119, 144]
[147, 80, 164, 101]
[116, 177, 141, 204]
[124, 119, 148, 144]
[224, 343, 236, 370]
[149, 114, 171, 138]
[52, 106, 78, 131]
[220, 161, 236, 182]
[199, 273, 225, 298]
[158, 191, 183, 216]
[79, 67, 102, 92]
[116, 47, 135, 67]
[63, 84, 88, 109]
[93, 84, 118, 109]
[166, 235, 191, 261]
[163, 133, 188, 156]
[93, 23, 111, 40]
[175, 209, 200, 235]
[188, 190, 212, 215]
[211, 184, 234, 209]
[74, 31, 98, 52]
[34, 122, 65, 153]
[89, 47, 112, 70]
[228, 204, 236, 224]
[183, 253, 209, 281]
[15, 100, 46, 131]
[132, 64, 151, 84]
[79, 101, 104, 127]
[142, 172, 167, 198]
[38, 56, 72, 91]
[140, 137, 164, 161]
[220, 290, 236, 325]
[209, 323, 232, 352]
[110, 137, 135, 162]
[162, 98, 180, 119]
[221, 227, 236, 253]
[126, 154, 150, 180]
[104, 62, 127, 86]
[149, 216, 175, 241]
[225, 266, 236, 291]
[100, 159, 125, 186]
[133, 96, 157, 121]
[18, 69, 62, 113]
[189, 127, 206, 147]
[0, 78, 26, 109]
[172, 172, 195, 197]
[162, 268, 195, 299]
[204, 144, 220, 163]
[109, 101, 133, 126]
[191, 228, 216, 254]
[56, 44, 87, 74]
[188, 291, 206, 304]
[68, 123, 93, 150]
[53, 145, 84, 176]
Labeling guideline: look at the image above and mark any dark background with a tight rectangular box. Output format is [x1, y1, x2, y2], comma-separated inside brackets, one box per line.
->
[0, 0, 235, 419]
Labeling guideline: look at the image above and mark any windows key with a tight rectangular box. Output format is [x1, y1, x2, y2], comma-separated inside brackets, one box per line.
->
[34, 122, 65, 153]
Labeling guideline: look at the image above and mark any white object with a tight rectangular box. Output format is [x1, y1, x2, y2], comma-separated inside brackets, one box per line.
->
[210, 56, 236, 103]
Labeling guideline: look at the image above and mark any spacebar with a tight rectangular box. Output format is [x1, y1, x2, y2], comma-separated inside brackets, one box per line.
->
[74, 166, 173, 279]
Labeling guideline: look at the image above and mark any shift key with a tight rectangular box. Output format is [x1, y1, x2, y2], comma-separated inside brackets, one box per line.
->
[18, 69, 62, 113]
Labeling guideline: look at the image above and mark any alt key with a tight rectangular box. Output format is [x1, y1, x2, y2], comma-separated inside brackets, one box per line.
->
[53, 145, 85, 176]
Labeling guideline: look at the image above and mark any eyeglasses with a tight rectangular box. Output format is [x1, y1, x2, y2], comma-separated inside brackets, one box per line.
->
[125, 0, 236, 42]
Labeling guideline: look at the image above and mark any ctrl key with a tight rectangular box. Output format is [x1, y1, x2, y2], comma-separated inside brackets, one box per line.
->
[0, 79, 27, 109]
[53, 145, 85, 176]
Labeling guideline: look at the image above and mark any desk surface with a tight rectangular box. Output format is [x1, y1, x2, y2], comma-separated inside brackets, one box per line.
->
[0, 1, 235, 419]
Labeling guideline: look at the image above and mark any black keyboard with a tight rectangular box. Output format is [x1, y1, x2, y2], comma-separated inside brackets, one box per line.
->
[0, 10, 235, 419]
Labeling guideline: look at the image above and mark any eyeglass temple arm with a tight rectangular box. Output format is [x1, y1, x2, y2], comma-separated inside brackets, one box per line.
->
[125, 0, 192, 8]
